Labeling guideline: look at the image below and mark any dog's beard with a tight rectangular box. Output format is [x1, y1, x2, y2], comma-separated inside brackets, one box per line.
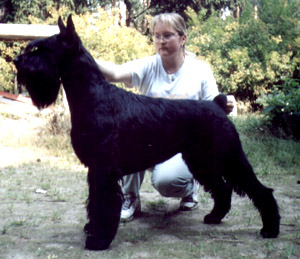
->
[17, 69, 61, 109]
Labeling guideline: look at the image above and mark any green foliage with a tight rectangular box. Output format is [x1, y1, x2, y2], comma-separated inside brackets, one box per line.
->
[257, 78, 300, 139]
[258, 0, 300, 49]
[186, 1, 300, 104]
[0, 0, 98, 23]
[72, 9, 153, 64]
[0, 55, 14, 92]
[148, 0, 243, 20]
[27, 7, 154, 63]
[0, 41, 25, 93]
[187, 9, 262, 100]
[1, 0, 299, 114]
[0, 7, 153, 93]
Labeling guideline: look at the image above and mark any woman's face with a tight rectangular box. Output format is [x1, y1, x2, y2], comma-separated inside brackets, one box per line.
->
[153, 22, 186, 59]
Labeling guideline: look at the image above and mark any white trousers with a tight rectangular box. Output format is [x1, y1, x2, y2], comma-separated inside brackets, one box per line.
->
[122, 153, 195, 198]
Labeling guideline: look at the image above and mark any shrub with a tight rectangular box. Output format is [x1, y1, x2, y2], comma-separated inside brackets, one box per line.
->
[0, 55, 15, 92]
[1, 7, 153, 93]
[72, 9, 154, 64]
[0, 42, 26, 93]
[257, 78, 300, 139]
[185, 4, 300, 106]
[29, 7, 154, 64]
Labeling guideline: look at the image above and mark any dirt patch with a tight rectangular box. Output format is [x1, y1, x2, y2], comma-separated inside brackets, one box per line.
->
[0, 115, 299, 258]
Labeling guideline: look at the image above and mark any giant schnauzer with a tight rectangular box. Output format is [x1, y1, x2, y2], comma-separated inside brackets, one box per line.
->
[14, 15, 280, 250]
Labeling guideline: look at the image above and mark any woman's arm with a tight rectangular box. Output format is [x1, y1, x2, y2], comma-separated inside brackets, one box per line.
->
[96, 60, 133, 88]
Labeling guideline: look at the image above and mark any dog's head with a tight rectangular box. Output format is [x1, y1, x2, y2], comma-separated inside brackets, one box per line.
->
[14, 15, 80, 109]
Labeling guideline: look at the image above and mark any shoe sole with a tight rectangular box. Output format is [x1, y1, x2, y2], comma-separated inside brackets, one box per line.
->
[179, 203, 199, 211]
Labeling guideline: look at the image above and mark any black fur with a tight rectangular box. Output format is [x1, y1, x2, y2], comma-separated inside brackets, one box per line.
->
[14, 15, 280, 250]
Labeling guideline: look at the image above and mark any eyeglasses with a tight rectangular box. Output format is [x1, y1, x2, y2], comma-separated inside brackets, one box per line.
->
[153, 33, 179, 42]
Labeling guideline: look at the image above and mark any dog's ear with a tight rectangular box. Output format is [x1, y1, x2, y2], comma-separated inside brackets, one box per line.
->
[213, 94, 227, 114]
[58, 16, 66, 34]
[58, 15, 76, 37]
[66, 14, 76, 34]
[58, 14, 80, 51]
[64, 14, 78, 44]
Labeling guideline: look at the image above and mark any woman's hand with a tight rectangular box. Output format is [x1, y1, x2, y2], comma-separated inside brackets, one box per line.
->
[225, 96, 236, 115]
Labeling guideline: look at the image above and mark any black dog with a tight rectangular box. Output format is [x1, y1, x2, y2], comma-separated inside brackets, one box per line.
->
[14, 15, 280, 250]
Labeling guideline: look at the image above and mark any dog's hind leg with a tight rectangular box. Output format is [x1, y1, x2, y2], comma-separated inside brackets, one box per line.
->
[85, 166, 122, 250]
[183, 155, 233, 224]
[249, 183, 280, 238]
[203, 177, 233, 224]
[228, 154, 280, 238]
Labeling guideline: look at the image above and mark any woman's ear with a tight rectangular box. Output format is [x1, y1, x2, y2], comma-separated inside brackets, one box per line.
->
[181, 34, 187, 47]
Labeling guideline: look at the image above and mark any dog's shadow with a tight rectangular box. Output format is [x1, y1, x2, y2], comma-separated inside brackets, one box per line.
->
[118, 203, 207, 236]
[116, 207, 260, 249]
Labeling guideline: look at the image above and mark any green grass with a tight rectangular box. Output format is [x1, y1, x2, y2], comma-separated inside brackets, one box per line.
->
[232, 115, 300, 176]
[146, 199, 168, 211]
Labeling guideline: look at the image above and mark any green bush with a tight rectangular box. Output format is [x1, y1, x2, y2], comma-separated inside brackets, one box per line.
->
[0, 7, 153, 93]
[185, 2, 300, 105]
[73, 9, 154, 64]
[257, 78, 300, 139]
[0, 55, 15, 92]
[1, 2, 299, 110]
[0, 41, 26, 93]
[27, 7, 154, 64]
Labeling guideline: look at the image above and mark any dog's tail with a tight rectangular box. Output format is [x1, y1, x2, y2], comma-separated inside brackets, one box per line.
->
[213, 94, 227, 113]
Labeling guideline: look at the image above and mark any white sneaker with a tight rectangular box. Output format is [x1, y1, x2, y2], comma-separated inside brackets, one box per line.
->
[179, 180, 199, 211]
[120, 193, 141, 222]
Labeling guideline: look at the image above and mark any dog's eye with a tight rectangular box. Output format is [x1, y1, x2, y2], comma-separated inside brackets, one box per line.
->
[25, 47, 34, 53]
[25, 46, 40, 54]
[30, 47, 38, 52]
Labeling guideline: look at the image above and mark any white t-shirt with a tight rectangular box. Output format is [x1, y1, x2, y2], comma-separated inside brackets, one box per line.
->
[124, 54, 219, 101]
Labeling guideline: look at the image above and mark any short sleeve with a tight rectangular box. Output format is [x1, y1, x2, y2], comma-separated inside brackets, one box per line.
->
[199, 62, 219, 101]
[122, 56, 157, 94]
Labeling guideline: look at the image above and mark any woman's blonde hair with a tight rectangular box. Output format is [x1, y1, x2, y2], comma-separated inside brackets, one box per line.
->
[150, 13, 187, 52]
[150, 13, 187, 36]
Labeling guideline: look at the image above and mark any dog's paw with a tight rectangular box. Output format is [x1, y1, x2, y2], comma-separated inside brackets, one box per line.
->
[203, 214, 222, 224]
[260, 227, 279, 238]
[85, 235, 111, 250]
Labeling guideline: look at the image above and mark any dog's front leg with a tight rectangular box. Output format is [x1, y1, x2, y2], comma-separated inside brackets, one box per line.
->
[85, 166, 122, 250]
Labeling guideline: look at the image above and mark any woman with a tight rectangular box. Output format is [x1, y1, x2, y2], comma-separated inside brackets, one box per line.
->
[97, 13, 233, 222]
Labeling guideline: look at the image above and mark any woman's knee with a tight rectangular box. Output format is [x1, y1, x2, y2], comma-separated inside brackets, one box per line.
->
[151, 154, 194, 197]
[152, 173, 177, 197]
[152, 170, 194, 197]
